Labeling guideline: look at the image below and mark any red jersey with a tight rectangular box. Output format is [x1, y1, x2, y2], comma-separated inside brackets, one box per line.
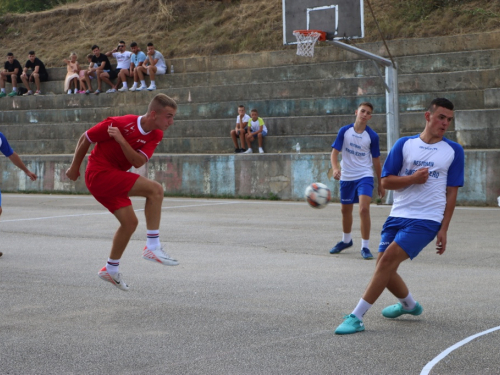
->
[85, 115, 163, 171]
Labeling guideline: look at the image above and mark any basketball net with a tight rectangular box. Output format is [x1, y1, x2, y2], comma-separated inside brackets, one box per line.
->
[293, 30, 322, 57]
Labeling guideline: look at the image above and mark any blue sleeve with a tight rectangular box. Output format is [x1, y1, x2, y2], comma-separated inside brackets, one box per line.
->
[366, 126, 381, 158]
[446, 140, 465, 187]
[332, 125, 350, 151]
[382, 137, 410, 178]
[0, 132, 14, 157]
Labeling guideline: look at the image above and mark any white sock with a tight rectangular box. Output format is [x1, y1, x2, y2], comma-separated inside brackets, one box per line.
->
[342, 233, 352, 243]
[352, 298, 372, 321]
[1, 88, 5, 93]
[131, 82, 137, 88]
[121, 82, 128, 89]
[150, 80, 155, 86]
[398, 292, 417, 311]
[12, 87, 17, 92]
[68, 89, 72, 94]
[146, 229, 160, 249]
[106, 258, 120, 276]
[361, 239, 369, 249]
[74, 88, 78, 94]
[140, 80, 146, 86]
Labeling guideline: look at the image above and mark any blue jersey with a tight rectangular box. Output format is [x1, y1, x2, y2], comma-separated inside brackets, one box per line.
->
[382, 135, 464, 223]
[0, 132, 14, 157]
[332, 124, 380, 181]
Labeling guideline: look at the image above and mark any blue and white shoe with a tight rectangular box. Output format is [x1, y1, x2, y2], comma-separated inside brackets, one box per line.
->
[361, 247, 374, 259]
[335, 314, 365, 335]
[329, 240, 353, 254]
[382, 302, 423, 319]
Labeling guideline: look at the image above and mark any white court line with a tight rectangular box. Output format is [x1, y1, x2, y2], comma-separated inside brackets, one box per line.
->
[420, 326, 500, 375]
[0, 201, 238, 223]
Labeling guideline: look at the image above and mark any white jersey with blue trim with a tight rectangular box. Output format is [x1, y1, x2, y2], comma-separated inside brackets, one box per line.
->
[382, 135, 464, 223]
[332, 124, 381, 181]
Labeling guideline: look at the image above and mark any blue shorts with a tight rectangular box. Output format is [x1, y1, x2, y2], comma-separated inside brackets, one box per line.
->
[378, 217, 441, 260]
[340, 177, 373, 204]
[249, 130, 267, 137]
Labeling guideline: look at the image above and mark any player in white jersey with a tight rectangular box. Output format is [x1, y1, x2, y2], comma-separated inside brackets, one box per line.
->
[329, 102, 385, 259]
[335, 98, 465, 335]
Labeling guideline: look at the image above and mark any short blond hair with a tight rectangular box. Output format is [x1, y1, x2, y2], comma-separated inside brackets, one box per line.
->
[148, 93, 178, 114]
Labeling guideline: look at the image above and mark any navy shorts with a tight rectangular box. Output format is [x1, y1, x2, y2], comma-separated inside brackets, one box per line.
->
[340, 176, 374, 204]
[378, 216, 441, 259]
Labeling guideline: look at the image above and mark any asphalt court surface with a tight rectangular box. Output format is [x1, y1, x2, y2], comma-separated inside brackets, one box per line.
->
[1, 194, 499, 375]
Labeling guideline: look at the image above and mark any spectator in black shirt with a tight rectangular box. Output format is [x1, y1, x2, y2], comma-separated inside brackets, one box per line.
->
[82, 45, 113, 95]
[0, 52, 22, 97]
[20, 51, 49, 96]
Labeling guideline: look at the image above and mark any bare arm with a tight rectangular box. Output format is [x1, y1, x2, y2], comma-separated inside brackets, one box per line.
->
[107, 127, 147, 168]
[330, 148, 341, 180]
[372, 157, 385, 198]
[66, 133, 91, 181]
[435, 186, 459, 255]
[8, 152, 37, 181]
[381, 167, 429, 190]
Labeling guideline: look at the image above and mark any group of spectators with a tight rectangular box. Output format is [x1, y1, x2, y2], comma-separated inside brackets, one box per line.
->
[0, 41, 168, 97]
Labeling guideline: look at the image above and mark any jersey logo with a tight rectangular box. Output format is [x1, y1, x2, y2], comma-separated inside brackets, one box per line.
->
[136, 139, 146, 144]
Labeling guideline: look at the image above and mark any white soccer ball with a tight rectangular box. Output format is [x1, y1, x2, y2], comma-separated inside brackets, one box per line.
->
[305, 182, 331, 209]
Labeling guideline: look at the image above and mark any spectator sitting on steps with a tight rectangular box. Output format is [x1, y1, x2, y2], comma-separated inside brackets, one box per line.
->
[104, 41, 132, 93]
[0, 52, 22, 98]
[230, 105, 250, 153]
[128, 42, 147, 92]
[244, 109, 267, 154]
[134, 42, 166, 91]
[20, 51, 49, 96]
[63, 52, 81, 95]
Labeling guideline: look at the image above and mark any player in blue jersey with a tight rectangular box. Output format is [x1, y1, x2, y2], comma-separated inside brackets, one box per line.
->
[0, 132, 38, 257]
[329, 102, 385, 259]
[335, 98, 465, 334]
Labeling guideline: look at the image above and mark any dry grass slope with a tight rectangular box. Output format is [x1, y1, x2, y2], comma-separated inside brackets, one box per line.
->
[0, 0, 499, 67]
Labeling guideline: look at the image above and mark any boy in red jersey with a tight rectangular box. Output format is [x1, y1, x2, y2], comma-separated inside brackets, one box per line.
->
[66, 94, 178, 291]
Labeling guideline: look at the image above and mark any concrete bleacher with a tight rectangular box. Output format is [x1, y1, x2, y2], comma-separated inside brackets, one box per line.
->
[0, 31, 499, 205]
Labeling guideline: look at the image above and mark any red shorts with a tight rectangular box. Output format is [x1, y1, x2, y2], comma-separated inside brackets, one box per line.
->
[85, 168, 140, 213]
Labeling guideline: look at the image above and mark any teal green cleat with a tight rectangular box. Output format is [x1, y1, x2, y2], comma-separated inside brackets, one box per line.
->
[335, 314, 365, 335]
[382, 302, 423, 319]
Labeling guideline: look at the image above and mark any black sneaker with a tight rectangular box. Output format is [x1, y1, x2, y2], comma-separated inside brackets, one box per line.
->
[234, 148, 241, 153]
[239, 148, 247, 153]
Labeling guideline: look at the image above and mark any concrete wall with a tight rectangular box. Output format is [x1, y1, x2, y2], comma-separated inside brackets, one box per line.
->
[1, 151, 499, 206]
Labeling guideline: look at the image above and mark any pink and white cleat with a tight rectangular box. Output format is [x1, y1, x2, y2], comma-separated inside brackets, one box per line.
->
[142, 246, 179, 266]
[98, 267, 129, 291]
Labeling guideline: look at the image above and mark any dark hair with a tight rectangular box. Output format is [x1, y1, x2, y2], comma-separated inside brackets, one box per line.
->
[147, 42, 154, 47]
[130, 42, 138, 48]
[91, 45, 99, 50]
[28, 51, 35, 55]
[7, 52, 13, 57]
[251, 108, 258, 113]
[358, 102, 374, 111]
[119, 41, 125, 45]
[428, 98, 454, 112]
[87, 54, 93, 59]
[238, 105, 245, 109]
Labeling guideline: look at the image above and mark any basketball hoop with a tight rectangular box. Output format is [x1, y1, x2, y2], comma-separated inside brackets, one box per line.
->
[293, 30, 326, 57]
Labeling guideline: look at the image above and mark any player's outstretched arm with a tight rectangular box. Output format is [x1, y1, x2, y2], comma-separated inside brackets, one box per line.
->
[66, 133, 91, 181]
[8, 152, 37, 181]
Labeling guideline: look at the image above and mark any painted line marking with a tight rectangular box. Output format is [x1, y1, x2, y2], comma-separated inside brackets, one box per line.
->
[420, 325, 500, 374]
[0, 201, 238, 223]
